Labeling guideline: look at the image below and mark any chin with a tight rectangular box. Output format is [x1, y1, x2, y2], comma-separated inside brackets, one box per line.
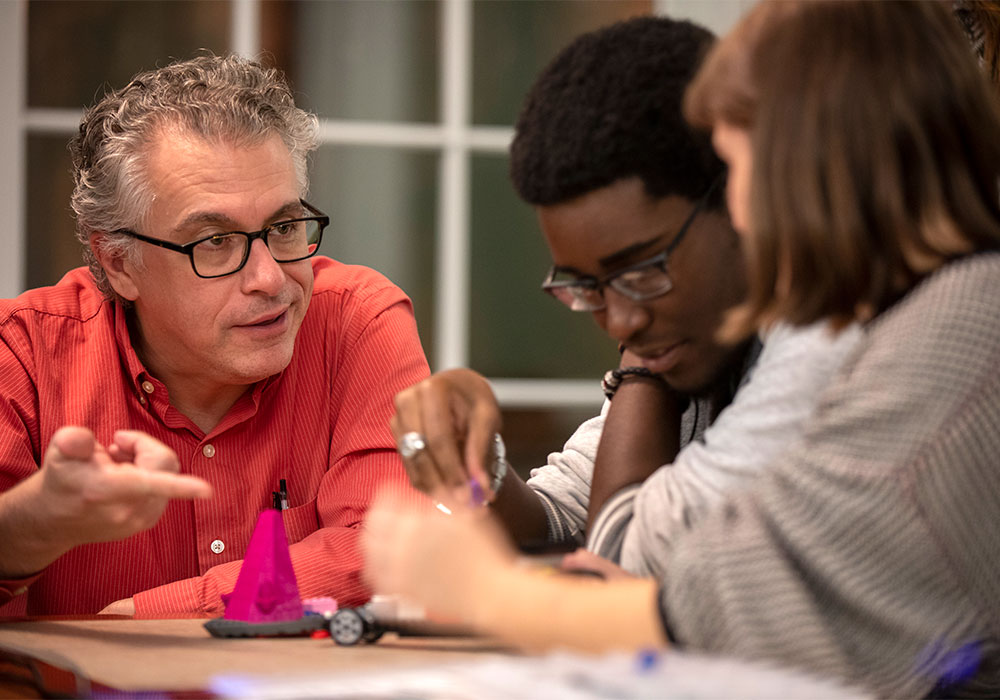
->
[662, 364, 728, 398]
[230, 346, 296, 383]
[664, 378, 709, 398]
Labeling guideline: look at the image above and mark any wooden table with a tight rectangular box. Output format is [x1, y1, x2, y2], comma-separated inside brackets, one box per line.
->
[0, 617, 510, 697]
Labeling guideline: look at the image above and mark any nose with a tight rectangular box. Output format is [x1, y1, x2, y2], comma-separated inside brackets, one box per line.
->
[596, 287, 651, 346]
[240, 238, 284, 296]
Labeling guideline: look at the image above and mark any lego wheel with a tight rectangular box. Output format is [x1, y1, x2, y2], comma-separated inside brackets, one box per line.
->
[330, 608, 367, 645]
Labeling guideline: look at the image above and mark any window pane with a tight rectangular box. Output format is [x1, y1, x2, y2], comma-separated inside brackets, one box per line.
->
[502, 406, 603, 481]
[310, 145, 438, 362]
[657, 0, 752, 36]
[28, 0, 231, 109]
[472, 0, 651, 126]
[27, 135, 81, 290]
[469, 154, 620, 379]
[268, 0, 439, 123]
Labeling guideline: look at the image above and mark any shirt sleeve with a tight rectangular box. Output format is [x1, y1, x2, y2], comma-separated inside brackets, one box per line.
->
[588, 320, 863, 577]
[134, 290, 430, 616]
[658, 263, 1000, 697]
[0, 322, 44, 611]
[525, 404, 608, 546]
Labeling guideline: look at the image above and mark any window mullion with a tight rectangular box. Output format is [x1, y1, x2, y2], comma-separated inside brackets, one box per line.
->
[2, 0, 26, 297]
[434, 0, 472, 372]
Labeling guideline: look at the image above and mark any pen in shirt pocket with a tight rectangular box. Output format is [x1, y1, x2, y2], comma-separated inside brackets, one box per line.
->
[272, 478, 289, 511]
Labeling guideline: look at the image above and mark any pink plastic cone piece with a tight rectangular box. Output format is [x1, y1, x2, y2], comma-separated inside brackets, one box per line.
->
[222, 509, 303, 622]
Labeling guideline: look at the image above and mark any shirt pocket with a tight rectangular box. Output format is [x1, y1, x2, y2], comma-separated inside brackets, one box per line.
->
[281, 498, 320, 545]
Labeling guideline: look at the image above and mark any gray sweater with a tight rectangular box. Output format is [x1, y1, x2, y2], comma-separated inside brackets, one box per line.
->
[526, 320, 861, 572]
[659, 253, 1000, 698]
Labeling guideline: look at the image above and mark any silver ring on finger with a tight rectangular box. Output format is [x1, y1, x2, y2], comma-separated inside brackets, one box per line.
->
[397, 431, 428, 460]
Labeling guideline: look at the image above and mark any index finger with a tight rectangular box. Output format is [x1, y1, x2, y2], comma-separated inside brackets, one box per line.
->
[417, 380, 473, 489]
[462, 391, 502, 493]
[94, 468, 213, 502]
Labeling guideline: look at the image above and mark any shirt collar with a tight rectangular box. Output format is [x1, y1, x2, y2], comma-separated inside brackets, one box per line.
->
[112, 301, 279, 415]
[113, 301, 153, 396]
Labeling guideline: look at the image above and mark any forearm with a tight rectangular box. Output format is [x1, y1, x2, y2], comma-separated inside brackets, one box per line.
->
[0, 473, 71, 578]
[473, 567, 667, 653]
[364, 490, 667, 654]
[489, 469, 550, 546]
[587, 379, 683, 532]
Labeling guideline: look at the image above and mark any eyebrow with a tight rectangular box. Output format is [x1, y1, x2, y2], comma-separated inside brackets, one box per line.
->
[173, 200, 303, 235]
[597, 234, 666, 269]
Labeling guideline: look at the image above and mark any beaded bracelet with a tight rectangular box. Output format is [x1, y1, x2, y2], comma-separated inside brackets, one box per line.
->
[601, 366, 662, 400]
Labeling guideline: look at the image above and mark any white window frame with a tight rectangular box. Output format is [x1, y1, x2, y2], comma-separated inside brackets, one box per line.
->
[1, 1, 26, 299]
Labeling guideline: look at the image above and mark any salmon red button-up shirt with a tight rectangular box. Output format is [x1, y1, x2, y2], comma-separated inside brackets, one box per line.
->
[0, 257, 429, 616]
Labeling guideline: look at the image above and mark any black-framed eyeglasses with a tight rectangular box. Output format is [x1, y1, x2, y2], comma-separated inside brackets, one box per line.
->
[541, 179, 719, 312]
[114, 199, 329, 279]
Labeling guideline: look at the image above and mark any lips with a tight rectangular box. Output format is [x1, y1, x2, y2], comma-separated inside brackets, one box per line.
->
[630, 340, 688, 375]
[238, 309, 288, 327]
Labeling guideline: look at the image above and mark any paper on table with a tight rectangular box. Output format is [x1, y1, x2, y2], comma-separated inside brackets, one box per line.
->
[210, 648, 869, 699]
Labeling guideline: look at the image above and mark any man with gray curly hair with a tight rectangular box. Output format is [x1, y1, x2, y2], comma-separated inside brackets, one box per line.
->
[0, 55, 429, 616]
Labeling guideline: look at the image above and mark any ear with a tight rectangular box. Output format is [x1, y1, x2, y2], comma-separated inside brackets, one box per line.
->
[89, 232, 140, 302]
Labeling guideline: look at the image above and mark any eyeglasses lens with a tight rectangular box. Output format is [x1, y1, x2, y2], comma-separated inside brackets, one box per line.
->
[191, 219, 323, 276]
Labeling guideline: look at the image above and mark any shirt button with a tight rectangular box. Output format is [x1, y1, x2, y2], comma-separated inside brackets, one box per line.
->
[138, 396, 146, 405]
[141, 381, 155, 394]
[210, 539, 225, 554]
[202, 444, 216, 458]
[13, 586, 27, 596]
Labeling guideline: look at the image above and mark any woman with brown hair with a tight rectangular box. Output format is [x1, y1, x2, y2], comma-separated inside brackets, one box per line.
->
[363, 3, 1000, 696]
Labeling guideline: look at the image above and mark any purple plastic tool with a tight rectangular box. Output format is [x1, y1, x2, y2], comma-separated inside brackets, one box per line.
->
[221, 509, 303, 622]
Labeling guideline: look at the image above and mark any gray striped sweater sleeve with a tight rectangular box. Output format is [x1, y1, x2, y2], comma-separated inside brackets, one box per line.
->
[659, 254, 1000, 698]
[525, 408, 607, 546]
[588, 320, 862, 576]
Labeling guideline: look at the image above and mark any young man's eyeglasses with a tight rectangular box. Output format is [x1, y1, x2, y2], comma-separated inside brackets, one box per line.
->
[113, 199, 329, 279]
[541, 181, 718, 312]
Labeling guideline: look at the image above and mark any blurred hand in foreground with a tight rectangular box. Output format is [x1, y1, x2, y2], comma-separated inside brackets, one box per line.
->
[561, 548, 636, 581]
[362, 489, 515, 624]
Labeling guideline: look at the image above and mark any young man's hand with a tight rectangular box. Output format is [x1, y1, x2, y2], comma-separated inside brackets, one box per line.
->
[391, 368, 502, 502]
